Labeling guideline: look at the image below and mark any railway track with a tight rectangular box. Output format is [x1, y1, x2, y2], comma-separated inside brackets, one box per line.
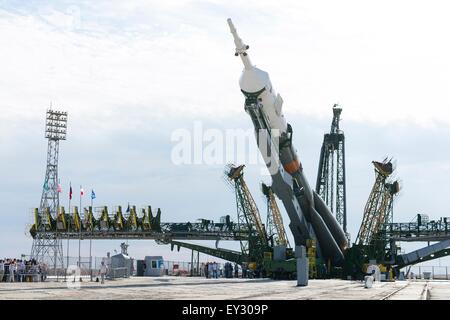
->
[380, 281, 431, 300]
[380, 282, 410, 300]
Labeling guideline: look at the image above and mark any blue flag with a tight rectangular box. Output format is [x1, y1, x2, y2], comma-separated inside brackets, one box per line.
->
[91, 189, 96, 200]
[43, 180, 49, 191]
[126, 203, 130, 213]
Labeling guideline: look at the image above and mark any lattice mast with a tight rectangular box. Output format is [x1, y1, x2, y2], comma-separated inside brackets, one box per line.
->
[261, 183, 290, 247]
[355, 159, 399, 246]
[225, 164, 268, 264]
[316, 104, 347, 234]
[30, 109, 67, 270]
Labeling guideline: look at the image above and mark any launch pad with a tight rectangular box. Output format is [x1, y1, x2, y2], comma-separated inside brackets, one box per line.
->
[0, 277, 446, 300]
[22, 18, 450, 292]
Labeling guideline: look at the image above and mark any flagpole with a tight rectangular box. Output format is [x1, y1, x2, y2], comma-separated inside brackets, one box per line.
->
[89, 189, 93, 281]
[78, 185, 82, 280]
[66, 182, 71, 282]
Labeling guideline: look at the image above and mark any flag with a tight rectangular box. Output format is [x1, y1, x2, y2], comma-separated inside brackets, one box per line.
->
[91, 189, 96, 200]
[57, 184, 62, 193]
[126, 203, 130, 213]
[80, 186, 85, 196]
[69, 184, 73, 200]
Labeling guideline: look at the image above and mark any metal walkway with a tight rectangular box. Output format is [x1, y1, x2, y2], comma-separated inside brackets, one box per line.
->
[32, 221, 249, 241]
[384, 216, 450, 242]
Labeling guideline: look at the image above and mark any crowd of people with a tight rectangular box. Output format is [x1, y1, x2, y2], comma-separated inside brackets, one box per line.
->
[0, 258, 48, 282]
[223, 262, 236, 278]
[203, 261, 220, 278]
[202, 262, 241, 279]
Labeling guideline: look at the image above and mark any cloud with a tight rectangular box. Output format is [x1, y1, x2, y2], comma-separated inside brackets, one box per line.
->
[2, 0, 450, 130]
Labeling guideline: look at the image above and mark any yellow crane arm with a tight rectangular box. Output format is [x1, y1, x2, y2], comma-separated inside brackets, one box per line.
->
[268, 190, 290, 247]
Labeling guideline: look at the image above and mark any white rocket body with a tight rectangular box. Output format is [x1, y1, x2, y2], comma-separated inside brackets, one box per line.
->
[228, 18, 288, 134]
[228, 18, 347, 266]
[240, 69, 288, 134]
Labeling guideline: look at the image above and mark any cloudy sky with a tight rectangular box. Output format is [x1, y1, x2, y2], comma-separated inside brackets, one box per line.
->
[1, 0, 450, 266]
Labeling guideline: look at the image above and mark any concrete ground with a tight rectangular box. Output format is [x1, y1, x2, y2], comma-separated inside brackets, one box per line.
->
[0, 277, 448, 300]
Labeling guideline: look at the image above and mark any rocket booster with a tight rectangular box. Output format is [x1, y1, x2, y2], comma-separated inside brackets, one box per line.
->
[228, 19, 347, 265]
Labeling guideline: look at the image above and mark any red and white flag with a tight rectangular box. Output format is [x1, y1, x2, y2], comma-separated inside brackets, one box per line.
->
[80, 186, 85, 196]
[57, 184, 62, 193]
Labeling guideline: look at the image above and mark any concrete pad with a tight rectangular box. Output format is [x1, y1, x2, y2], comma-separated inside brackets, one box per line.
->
[428, 281, 450, 300]
[0, 277, 449, 300]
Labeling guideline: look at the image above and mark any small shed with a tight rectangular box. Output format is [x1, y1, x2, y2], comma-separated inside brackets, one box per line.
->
[144, 256, 164, 276]
[109, 253, 134, 278]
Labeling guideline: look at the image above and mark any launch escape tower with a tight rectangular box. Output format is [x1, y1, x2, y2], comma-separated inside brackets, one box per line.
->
[316, 105, 347, 237]
[30, 109, 67, 271]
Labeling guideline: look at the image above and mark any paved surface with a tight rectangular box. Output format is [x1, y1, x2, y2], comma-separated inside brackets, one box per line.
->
[0, 277, 448, 300]
[427, 281, 450, 300]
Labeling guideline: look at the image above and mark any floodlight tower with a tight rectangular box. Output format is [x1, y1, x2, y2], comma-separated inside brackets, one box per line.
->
[30, 109, 67, 272]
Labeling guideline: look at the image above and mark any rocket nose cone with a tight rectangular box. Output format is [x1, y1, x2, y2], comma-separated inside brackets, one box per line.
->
[239, 67, 270, 93]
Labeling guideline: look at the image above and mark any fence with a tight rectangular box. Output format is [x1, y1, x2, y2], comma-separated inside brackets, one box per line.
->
[8, 256, 229, 280]
[162, 261, 228, 277]
[163, 261, 191, 276]
[0, 264, 46, 283]
[15, 255, 114, 279]
[405, 265, 450, 280]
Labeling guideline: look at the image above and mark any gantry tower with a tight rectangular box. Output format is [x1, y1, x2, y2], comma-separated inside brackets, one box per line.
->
[316, 105, 347, 235]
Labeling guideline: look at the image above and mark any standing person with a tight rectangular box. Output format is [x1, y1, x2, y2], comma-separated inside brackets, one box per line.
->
[98, 261, 108, 284]
[208, 262, 213, 279]
[212, 262, 218, 279]
[234, 263, 239, 278]
[9, 260, 16, 282]
[142, 261, 147, 276]
[229, 263, 233, 279]
[24, 260, 31, 282]
[0, 260, 4, 282]
[4, 260, 10, 282]
[18, 260, 25, 282]
[41, 263, 48, 282]
[204, 263, 209, 278]
[200, 263, 204, 277]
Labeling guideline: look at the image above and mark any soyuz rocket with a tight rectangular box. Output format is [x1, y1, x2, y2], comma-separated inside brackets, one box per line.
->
[227, 19, 348, 265]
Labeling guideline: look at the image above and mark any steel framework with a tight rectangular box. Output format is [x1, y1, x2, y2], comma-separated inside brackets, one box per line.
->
[261, 183, 290, 247]
[316, 105, 347, 234]
[384, 214, 450, 242]
[169, 240, 245, 265]
[226, 164, 268, 265]
[30, 109, 67, 271]
[31, 205, 249, 241]
[355, 159, 399, 246]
